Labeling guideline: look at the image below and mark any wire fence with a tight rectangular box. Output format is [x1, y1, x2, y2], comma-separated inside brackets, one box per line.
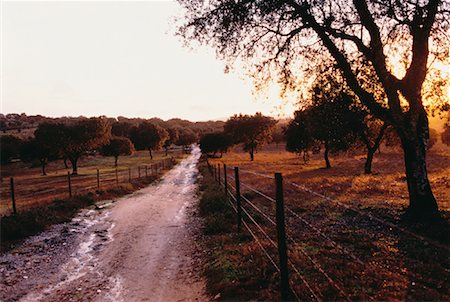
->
[1, 157, 175, 216]
[206, 160, 450, 301]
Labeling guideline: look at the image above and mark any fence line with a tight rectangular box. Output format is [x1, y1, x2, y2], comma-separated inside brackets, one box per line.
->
[232, 167, 448, 251]
[231, 180, 350, 301]
[207, 160, 449, 301]
[2, 157, 176, 215]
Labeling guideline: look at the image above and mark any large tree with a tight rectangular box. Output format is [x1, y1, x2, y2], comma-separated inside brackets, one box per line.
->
[176, 128, 198, 154]
[224, 112, 277, 161]
[100, 136, 135, 167]
[60, 118, 111, 175]
[177, 0, 450, 220]
[130, 122, 168, 159]
[19, 123, 64, 175]
[199, 132, 232, 157]
[286, 93, 360, 169]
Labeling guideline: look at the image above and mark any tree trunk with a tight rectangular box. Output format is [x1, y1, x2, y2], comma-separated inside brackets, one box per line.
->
[40, 159, 47, 176]
[148, 149, 153, 159]
[249, 146, 254, 161]
[69, 157, 79, 175]
[364, 148, 375, 174]
[324, 142, 331, 169]
[401, 136, 439, 221]
[114, 156, 118, 167]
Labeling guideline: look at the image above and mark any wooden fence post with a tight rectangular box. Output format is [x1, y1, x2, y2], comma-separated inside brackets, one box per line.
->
[145, 165, 148, 178]
[97, 169, 100, 190]
[275, 172, 291, 301]
[10, 177, 17, 215]
[128, 167, 131, 182]
[138, 166, 141, 178]
[217, 163, 221, 185]
[223, 164, 228, 196]
[67, 171, 72, 198]
[115, 167, 119, 186]
[234, 167, 242, 232]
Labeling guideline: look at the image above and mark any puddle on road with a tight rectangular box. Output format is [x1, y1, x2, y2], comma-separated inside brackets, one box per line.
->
[1, 206, 115, 302]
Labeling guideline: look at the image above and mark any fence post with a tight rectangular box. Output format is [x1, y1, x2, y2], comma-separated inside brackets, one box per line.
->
[145, 165, 148, 178]
[115, 167, 119, 186]
[67, 171, 72, 198]
[97, 169, 100, 190]
[223, 164, 228, 196]
[275, 172, 291, 301]
[138, 166, 141, 178]
[128, 167, 131, 182]
[10, 177, 17, 215]
[217, 163, 221, 185]
[234, 167, 242, 232]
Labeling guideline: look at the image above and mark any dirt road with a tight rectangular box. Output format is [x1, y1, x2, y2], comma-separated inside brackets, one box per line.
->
[1, 147, 207, 302]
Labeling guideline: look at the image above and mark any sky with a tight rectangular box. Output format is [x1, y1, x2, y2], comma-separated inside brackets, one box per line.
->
[1, 0, 295, 121]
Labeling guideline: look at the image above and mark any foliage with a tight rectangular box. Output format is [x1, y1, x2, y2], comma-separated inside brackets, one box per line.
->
[130, 121, 169, 158]
[163, 127, 180, 155]
[177, 0, 450, 219]
[224, 112, 277, 161]
[111, 121, 134, 137]
[199, 132, 232, 157]
[60, 118, 112, 174]
[100, 136, 135, 166]
[176, 128, 198, 153]
[0, 135, 22, 164]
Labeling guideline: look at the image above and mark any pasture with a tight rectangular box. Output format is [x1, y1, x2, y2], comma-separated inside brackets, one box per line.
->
[204, 143, 449, 301]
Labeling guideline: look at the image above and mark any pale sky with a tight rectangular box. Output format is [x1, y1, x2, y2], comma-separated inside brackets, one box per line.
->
[1, 0, 294, 121]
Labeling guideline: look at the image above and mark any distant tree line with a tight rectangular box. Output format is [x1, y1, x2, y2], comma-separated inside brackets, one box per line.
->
[0, 115, 223, 175]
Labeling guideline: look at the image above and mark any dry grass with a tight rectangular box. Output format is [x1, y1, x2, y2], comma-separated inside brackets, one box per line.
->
[206, 143, 450, 301]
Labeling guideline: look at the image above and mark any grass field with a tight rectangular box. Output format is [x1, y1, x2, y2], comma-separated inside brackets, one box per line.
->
[0, 149, 184, 215]
[204, 143, 449, 301]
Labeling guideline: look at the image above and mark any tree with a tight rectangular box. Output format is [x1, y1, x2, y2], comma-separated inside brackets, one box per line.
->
[442, 124, 450, 146]
[130, 122, 168, 159]
[177, 0, 450, 220]
[224, 113, 277, 161]
[29, 122, 67, 175]
[100, 136, 135, 166]
[355, 116, 388, 174]
[309, 93, 360, 168]
[272, 124, 286, 148]
[176, 128, 198, 154]
[163, 127, 180, 156]
[0, 135, 22, 164]
[285, 110, 316, 163]
[199, 132, 232, 157]
[60, 118, 111, 175]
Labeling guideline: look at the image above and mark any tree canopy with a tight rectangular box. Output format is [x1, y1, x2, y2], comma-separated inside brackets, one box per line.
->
[177, 0, 450, 220]
[60, 118, 111, 174]
[224, 112, 277, 161]
[100, 136, 135, 166]
[130, 122, 168, 159]
[199, 132, 232, 157]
